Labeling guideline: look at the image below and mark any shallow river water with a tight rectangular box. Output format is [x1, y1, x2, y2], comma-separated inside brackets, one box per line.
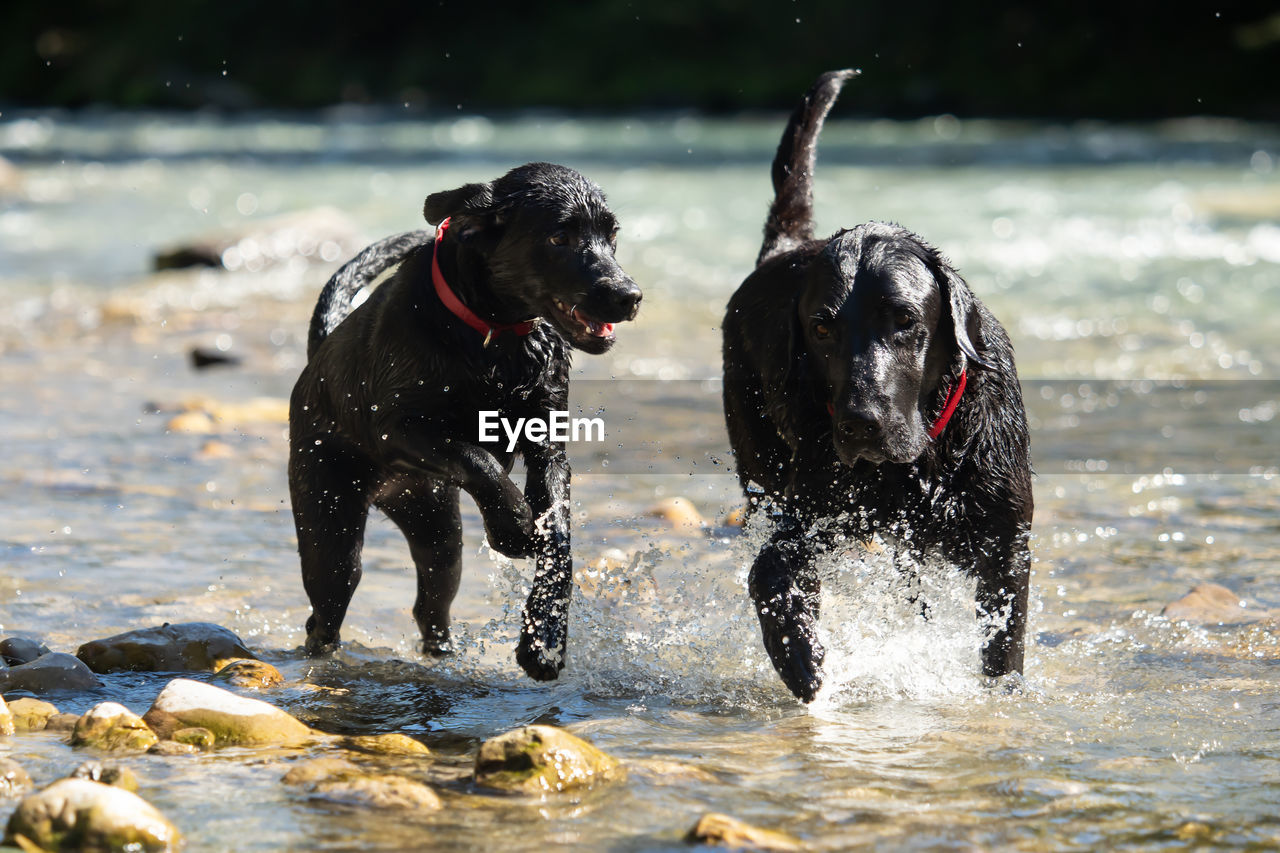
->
[1, 110, 1279, 850]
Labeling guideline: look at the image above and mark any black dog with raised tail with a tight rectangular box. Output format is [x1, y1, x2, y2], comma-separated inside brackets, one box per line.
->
[722, 71, 1033, 701]
[290, 162, 641, 681]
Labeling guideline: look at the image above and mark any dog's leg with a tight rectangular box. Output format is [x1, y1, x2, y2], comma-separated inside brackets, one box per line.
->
[513, 440, 572, 681]
[290, 442, 375, 656]
[975, 533, 1031, 678]
[748, 517, 825, 702]
[375, 422, 537, 559]
[378, 483, 464, 656]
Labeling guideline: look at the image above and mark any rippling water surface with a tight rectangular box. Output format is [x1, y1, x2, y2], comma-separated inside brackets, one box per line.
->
[1, 110, 1278, 850]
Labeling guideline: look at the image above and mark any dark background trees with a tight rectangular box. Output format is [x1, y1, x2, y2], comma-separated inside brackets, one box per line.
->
[2, 1, 1277, 118]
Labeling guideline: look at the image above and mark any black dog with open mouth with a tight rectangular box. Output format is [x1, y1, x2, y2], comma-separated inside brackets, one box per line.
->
[290, 162, 641, 681]
[722, 71, 1033, 701]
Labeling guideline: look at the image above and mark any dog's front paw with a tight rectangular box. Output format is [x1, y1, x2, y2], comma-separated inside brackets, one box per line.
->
[480, 494, 538, 559]
[515, 620, 566, 681]
[304, 625, 340, 658]
[755, 591, 825, 702]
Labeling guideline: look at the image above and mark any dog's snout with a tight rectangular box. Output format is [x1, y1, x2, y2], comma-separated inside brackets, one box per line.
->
[615, 279, 642, 320]
[836, 410, 882, 441]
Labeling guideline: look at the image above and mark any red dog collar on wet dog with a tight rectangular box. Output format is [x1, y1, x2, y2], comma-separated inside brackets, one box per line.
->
[824, 369, 967, 440]
[432, 217, 536, 346]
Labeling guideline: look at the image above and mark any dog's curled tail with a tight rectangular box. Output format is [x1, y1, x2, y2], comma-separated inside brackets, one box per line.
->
[758, 69, 858, 267]
[307, 229, 433, 359]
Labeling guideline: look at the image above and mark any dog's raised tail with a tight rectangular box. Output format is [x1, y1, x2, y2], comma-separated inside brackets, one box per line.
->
[307, 229, 432, 359]
[758, 69, 858, 266]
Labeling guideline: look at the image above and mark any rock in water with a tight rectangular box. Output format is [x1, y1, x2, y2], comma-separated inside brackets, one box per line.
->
[68, 762, 140, 793]
[70, 703, 159, 752]
[213, 659, 284, 689]
[644, 496, 706, 529]
[6, 698, 59, 732]
[0, 759, 32, 797]
[76, 623, 255, 673]
[685, 813, 802, 851]
[339, 733, 431, 756]
[1162, 583, 1258, 624]
[0, 638, 52, 666]
[0, 653, 102, 694]
[473, 725, 623, 794]
[4, 778, 181, 852]
[283, 759, 442, 811]
[152, 206, 363, 271]
[143, 678, 313, 747]
[0, 697, 12, 736]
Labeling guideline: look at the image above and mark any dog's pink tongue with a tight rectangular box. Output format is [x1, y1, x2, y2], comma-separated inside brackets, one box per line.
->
[573, 309, 614, 337]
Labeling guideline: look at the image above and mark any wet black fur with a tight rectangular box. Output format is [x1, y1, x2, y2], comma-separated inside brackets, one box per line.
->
[290, 162, 641, 681]
[722, 71, 1033, 702]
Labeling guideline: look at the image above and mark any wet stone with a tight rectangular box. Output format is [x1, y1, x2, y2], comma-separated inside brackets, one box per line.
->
[0, 638, 52, 667]
[213, 658, 284, 689]
[143, 678, 313, 748]
[0, 759, 32, 798]
[340, 733, 431, 756]
[45, 714, 81, 733]
[76, 622, 255, 674]
[6, 699, 59, 732]
[644, 496, 706, 529]
[0, 697, 12, 737]
[172, 727, 216, 751]
[1162, 582, 1263, 624]
[474, 724, 623, 795]
[685, 813, 802, 851]
[3, 778, 181, 852]
[69, 761, 140, 793]
[0, 653, 102, 694]
[70, 703, 159, 753]
[283, 758, 442, 811]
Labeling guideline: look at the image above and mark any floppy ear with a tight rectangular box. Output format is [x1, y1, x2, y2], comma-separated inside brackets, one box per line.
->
[423, 181, 508, 247]
[936, 265, 993, 370]
[422, 182, 493, 225]
[766, 295, 817, 441]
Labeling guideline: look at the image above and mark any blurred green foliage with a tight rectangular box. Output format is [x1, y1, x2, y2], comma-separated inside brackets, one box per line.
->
[2, 0, 1277, 118]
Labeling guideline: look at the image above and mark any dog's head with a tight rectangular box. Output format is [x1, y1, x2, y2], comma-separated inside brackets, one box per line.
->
[423, 163, 641, 354]
[790, 222, 989, 466]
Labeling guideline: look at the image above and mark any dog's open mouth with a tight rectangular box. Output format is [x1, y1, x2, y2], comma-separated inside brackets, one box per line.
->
[551, 299, 615, 341]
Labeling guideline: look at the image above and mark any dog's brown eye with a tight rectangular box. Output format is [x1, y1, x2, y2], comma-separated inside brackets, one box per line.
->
[813, 323, 830, 339]
[548, 233, 568, 247]
[609, 228, 619, 247]
[893, 311, 915, 330]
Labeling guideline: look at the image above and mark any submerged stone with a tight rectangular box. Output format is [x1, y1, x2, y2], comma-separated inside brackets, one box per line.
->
[143, 678, 313, 747]
[644, 496, 705, 529]
[685, 813, 802, 851]
[213, 659, 284, 689]
[0, 653, 102, 694]
[76, 622, 255, 674]
[473, 724, 623, 795]
[6, 698, 59, 732]
[0, 759, 32, 797]
[45, 714, 81, 733]
[0, 638, 51, 667]
[1162, 583, 1259, 624]
[70, 703, 159, 753]
[69, 761, 140, 793]
[340, 733, 431, 756]
[283, 758, 441, 811]
[4, 778, 181, 852]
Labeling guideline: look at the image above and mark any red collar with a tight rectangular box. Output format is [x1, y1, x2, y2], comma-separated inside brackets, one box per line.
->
[823, 369, 967, 439]
[926, 369, 967, 439]
[432, 217, 535, 345]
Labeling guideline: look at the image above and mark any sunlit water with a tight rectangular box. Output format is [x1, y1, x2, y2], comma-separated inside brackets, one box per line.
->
[1, 110, 1278, 850]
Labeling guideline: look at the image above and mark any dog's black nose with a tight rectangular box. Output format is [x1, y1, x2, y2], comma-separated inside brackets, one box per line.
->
[836, 411, 882, 440]
[612, 279, 642, 321]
